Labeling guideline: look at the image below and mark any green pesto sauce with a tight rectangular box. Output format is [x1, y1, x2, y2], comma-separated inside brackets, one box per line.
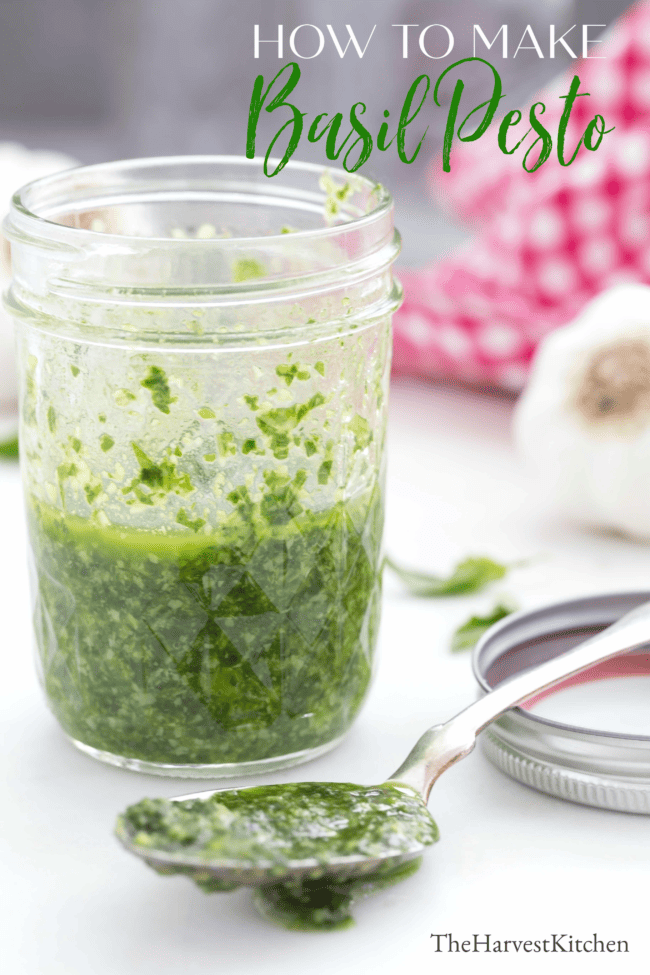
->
[254, 857, 423, 931]
[29, 485, 382, 766]
[117, 782, 439, 931]
[140, 365, 177, 414]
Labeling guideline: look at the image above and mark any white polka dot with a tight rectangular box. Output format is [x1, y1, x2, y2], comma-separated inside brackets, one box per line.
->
[589, 63, 624, 103]
[620, 211, 649, 246]
[495, 214, 523, 248]
[436, 324, 472, 358]
[402, 312, 432, 345]
[463, 248, 496, 276]
[579, 237, 618, 275]
[417, 286, 456, 316]
[568, 156, 606, 188]
[631, 75, 650, 110]
[529, 207, 565, 248]
[618, 133, 650, 176]
[537, 258, 577, 295]
[571, 196, 611, 231]
[478, 323, 522, 357]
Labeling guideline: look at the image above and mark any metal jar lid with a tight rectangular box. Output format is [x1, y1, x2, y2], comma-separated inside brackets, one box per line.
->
[472, 591, 650, 814]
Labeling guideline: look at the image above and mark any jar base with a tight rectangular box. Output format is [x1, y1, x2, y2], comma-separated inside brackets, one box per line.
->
[67, 734, 348, 778]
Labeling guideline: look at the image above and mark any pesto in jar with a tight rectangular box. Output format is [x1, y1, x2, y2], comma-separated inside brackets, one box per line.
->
[28, 480, 383, 766]
[117, 781, 439, 931]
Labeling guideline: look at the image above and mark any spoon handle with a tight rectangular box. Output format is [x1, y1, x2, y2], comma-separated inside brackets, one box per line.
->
[388, 599, 650, 803]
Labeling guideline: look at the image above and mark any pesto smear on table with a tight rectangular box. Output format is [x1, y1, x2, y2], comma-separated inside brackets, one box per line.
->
[117, 782, 439, 931]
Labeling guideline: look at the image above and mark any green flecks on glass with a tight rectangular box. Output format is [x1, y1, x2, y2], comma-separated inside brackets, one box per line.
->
[262, 470, 290, 492]
[276, 363, 310, 386]
[304, 440, 317, 457]
[70, 365, 80, 377]
[320, 171, 355, 222]
[217, 431, 237, 458]
[203, 453, 216, 463]
[232, 257, 266, 282]
[98, 413, 107, 424]
[57, 462, 78, 503]
[314, 361, 325, 377]
[256, 393, 326, 460]
[198, 407, 216, 420]
[47, 405, 56, 433]
[141, 366, 176, 415]
[114, 388, 137, 407]
[0, 436, 19, 459]
[226, 484, 251, 510]
[244, 395, 259, 411]
[317, 460, 333, 485]
[84, 480, 102, 505]
[70, 437, 82, 454]
[349, 414, 372, 452]
[124, 443, 194, 505]
[100, 435, 115, 453]
[23, 356, 38, 427]
[242, 439, 257, 455]
[185, 317, 205, 337]
[259, 471, 305, 526]
[176, 508, 206, 533]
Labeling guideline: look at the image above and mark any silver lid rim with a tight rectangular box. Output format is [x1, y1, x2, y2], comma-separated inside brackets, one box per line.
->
[472, 591, 650, 814]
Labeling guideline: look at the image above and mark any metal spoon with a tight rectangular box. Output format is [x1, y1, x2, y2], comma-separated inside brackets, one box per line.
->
[116, 599, 650, 886]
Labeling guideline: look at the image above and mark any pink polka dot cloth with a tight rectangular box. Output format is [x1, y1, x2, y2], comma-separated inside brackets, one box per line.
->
[393, 1, 650, 391]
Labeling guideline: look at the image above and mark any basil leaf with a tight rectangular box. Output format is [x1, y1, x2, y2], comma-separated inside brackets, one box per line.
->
[0, 436, 18, 460]
[451, 603, 516, 653]
[385, 555, 508, 597]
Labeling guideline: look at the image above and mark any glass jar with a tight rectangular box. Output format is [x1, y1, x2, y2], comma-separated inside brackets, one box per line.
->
[4, 157, 401, 777]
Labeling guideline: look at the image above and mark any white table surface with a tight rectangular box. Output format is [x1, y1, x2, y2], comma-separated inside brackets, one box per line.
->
[2, 378, 649, 974]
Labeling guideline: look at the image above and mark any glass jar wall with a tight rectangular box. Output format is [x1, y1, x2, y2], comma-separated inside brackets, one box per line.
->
[4, 157, 401, 776]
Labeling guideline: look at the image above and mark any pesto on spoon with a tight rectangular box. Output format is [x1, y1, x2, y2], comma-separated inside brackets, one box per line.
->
[116, 599, 650, 930]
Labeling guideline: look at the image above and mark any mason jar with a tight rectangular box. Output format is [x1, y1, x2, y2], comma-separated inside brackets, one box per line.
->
[4, 156, 401, 777]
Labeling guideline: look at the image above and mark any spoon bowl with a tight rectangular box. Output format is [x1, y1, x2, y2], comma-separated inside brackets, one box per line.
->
[115, 808, 422, 887]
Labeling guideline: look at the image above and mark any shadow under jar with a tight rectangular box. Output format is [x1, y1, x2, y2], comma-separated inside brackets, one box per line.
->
[4, 156, 401, 777]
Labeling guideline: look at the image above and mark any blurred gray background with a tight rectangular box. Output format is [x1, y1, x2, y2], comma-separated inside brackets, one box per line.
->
[0, 0, 632, 266]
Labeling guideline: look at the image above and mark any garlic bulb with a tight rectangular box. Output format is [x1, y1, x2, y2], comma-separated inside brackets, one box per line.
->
[514, 284, 650, 540]
[0, 144, 78, 415]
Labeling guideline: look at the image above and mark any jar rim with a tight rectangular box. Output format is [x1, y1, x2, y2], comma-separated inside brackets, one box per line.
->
[6, 154, 393, 249]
